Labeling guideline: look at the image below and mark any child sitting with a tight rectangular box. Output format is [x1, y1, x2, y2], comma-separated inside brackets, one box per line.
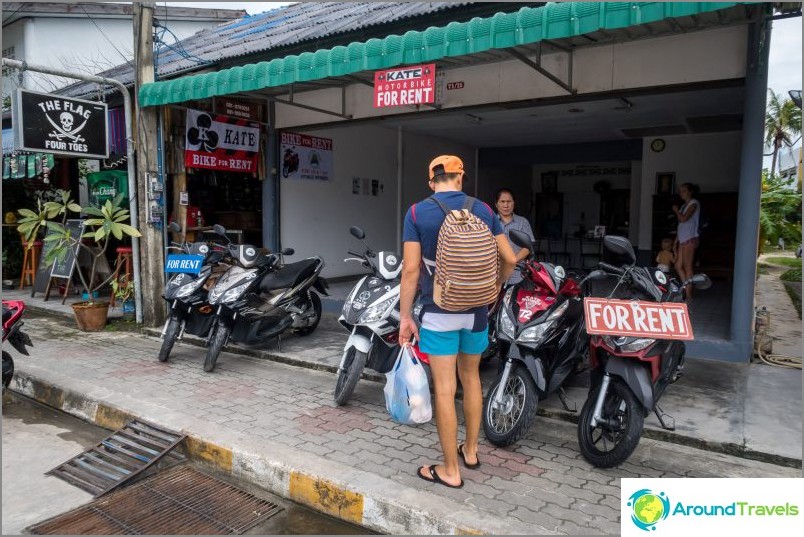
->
[656, 238, 675, 273]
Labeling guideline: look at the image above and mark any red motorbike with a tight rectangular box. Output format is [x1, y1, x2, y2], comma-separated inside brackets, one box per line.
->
[2, 300, 33, 390]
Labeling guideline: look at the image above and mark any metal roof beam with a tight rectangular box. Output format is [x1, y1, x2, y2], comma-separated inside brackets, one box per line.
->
[507, 47, 575, 95]
[272, 97, 352, 120]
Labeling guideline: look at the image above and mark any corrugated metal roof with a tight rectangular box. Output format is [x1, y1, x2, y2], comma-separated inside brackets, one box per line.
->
[58, 1, 482, 98]
[138, 1, 747, 107]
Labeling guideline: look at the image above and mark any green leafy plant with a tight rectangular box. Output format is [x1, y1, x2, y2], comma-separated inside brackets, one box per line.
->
[16, 189, 141, 304]
[759, 171, 802, 255]
[781, 268, 802, 282]
[111, 274, 135, 304]
[765, 90, 802, 177]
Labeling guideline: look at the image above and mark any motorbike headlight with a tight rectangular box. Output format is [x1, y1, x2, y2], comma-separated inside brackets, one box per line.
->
[518, 321, 552, 344]
[498, 307, 515, 340]
[175, 278, 205, 298]
[620, 338, 655, 353]
[601, 335, 616, 349]
[222, 282, 252, 304]
[359, 296, 398, 323]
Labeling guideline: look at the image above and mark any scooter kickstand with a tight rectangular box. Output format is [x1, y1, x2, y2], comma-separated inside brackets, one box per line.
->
[653, 404, 675, 431]
[557, 388, 576, 413]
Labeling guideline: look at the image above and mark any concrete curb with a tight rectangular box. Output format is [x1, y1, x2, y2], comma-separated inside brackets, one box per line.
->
[10, 369, 555, 536]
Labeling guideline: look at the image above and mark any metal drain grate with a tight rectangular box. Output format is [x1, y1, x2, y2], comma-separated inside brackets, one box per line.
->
[28, 465, 283, 535]
[47, 419, 186, 497]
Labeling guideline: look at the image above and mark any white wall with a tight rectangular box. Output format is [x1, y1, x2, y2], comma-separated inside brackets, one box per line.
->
[637, 132, 743, 250]
[280, 124, 398, 279]
[531, 162, 632, 238]
[274, 25, 748, 130]
[2, 17, 226, 94]
[279, 125, 477, 278]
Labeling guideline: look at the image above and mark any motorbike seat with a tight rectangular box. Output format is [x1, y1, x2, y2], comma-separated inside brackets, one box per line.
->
[260, 259, 319, 292]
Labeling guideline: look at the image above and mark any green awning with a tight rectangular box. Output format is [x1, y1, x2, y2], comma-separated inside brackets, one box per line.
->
[139, 2, 744, 107]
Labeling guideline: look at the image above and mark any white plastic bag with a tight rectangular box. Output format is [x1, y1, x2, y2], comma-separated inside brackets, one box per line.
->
[384, 345, 432, 425]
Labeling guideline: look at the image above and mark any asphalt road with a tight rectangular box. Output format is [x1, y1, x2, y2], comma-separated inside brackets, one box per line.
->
[1, 392, 370, 535]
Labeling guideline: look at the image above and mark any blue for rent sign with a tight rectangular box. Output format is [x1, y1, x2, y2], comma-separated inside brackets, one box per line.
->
[165, 254, 205, 275]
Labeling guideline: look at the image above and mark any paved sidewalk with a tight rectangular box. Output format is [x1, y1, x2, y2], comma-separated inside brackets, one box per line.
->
[8, 313, 799, 535]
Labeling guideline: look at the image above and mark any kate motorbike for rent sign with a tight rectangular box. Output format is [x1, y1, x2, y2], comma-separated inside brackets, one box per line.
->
[374, 64, 436, 108]
[15, 89, 108, 158]
[584, 298, 694, 340]
[280, 131, 333, 181]
[185, 109, 260, 172]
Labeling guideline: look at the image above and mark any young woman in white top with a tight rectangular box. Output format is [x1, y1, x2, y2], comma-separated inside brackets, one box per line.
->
[672, 183, 700, 299]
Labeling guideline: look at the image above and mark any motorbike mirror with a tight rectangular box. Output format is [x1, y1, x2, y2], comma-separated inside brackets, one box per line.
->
[587, 270, 608, 280]
[213, 224, 230, 241]
[509, 229, 533, 251]
[281, 248, 295, 256]
[602, 235, 636, 264]
[691, 273, 712, 290]
[168, 221, 181, 233]
[349, 226, 366, 240]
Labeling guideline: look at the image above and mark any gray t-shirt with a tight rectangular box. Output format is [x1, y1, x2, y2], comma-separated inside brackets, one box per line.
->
[499, 213, 535, 285]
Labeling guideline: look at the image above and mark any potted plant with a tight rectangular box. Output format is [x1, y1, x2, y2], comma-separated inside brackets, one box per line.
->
[111, 275, 136, 320]
[16, 189, 141, 331]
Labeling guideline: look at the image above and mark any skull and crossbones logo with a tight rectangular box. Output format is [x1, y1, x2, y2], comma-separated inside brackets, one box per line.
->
[46, 111, 87, 143]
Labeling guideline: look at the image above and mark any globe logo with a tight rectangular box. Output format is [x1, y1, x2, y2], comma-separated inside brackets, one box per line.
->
[627, 489, 670, 531]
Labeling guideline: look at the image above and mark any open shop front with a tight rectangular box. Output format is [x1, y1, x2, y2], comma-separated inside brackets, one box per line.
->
[138, 2, 765, 361]
[162, 102, 265, 249]
[2, 92, 132, 310]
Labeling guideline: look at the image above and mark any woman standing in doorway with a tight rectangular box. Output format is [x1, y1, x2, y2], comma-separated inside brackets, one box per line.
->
[673, 183, 701, 299]
[495, 188, 535, 285]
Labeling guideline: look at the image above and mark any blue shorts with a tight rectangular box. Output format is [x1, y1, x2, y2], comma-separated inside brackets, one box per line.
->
[418, 309, 489, 356]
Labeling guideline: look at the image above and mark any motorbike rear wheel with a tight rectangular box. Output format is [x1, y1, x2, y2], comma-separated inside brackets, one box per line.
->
[483, 364, 538, 446]
[204, 322, 230, 373]
[577, 378, 644, 468]
[2, 351, 14, 390]
[295, 292, 322, 336]
[158, 315, 181, 363]
[334, 347, 367, 406]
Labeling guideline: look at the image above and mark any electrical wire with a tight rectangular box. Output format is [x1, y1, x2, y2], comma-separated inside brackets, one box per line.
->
[80, 5, 135, 68]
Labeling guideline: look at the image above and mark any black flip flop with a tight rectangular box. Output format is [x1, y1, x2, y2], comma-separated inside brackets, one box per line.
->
[458, 444, 481, 469]
[417, 464, 464, 489]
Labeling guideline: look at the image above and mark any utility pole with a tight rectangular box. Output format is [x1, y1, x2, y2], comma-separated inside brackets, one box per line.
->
[133, 2, 165, 326]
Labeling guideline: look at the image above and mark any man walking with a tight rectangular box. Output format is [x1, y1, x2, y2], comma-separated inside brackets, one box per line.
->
[399, 155, 516, 488]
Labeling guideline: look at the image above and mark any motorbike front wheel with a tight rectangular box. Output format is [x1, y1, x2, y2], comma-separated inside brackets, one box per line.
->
[333, 347, 367, 406]
[204, 322, 230, 373]
[577, 377, 644, 468]
[2, 351, 14, 390]
[483, 364, 539, 446]
[295, 292, 322, 337]
[158, 315, 182, 363]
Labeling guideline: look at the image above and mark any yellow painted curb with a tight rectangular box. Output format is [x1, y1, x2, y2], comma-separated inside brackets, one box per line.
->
[30, 382, 65, 410]
[94, 404, 136, 431]
[289, 472, 364, 525]
[184, 436, 233, 472]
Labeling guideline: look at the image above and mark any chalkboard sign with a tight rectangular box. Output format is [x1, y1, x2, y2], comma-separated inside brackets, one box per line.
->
[49, 220, 84, 279]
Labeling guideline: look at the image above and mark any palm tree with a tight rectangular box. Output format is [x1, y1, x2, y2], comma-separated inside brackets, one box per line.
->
[765, 90, 802, 175]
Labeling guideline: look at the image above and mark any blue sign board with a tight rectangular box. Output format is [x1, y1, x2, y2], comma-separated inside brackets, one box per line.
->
[165, 254, 205, 275]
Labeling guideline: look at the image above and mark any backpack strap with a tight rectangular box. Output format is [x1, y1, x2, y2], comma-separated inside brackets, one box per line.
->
[462, 196, 476, 212]
[427, 195, 451, 216]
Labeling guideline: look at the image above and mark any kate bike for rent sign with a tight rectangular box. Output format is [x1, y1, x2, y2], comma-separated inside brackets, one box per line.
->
[374, 64, 435, 108]
[584, 298, 694, 340]
[15, 89, 108, 158]
[280, 132, 333, 181]
[185, 109, 260, 172]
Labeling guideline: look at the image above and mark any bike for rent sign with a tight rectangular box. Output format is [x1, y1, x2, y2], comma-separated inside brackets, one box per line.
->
[374, 64, 436, 108]
[279, 132, 333, 181]
[185, 109, 260, 172]
[584, 298, 694, 340]
[15, 89, 109, 158]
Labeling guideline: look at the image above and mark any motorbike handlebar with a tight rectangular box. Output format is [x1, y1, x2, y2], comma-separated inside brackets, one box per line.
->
[598, 262, 625, 275]
[347, 250, 364, 258]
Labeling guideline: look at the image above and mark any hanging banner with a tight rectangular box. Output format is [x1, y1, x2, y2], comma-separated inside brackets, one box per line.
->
[374, 63, 436, 108]
[15, 89, 108, 158]
[184, 109, 260, 173]
[279, 131, 333, 181]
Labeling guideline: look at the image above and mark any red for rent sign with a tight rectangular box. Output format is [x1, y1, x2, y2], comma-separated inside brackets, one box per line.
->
[374, 64, 436, 108]
[583, 298, 694, 340]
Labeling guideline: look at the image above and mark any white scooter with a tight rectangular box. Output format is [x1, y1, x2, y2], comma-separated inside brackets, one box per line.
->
[334, 226, 404, 405]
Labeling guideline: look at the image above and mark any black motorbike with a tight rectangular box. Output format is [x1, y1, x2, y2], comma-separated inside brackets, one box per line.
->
[577, 235, 710, 467]
[203, 225, 328, 372]
[158, 222, 225, 362]
[483, 229, 588, 446]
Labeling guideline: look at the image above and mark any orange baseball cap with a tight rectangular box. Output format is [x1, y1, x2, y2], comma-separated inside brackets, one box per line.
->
[428, 155, 464, 181]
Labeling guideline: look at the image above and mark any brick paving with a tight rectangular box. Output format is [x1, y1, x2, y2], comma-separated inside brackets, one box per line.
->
[11, 314, 800, 535]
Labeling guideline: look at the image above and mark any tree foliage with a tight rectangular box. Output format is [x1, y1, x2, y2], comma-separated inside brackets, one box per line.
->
[759, 170, 802, 254]
[765, 90, 802, 175]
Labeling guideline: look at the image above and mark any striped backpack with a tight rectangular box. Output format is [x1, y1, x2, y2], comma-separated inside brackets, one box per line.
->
[428, 195, 499, 311]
